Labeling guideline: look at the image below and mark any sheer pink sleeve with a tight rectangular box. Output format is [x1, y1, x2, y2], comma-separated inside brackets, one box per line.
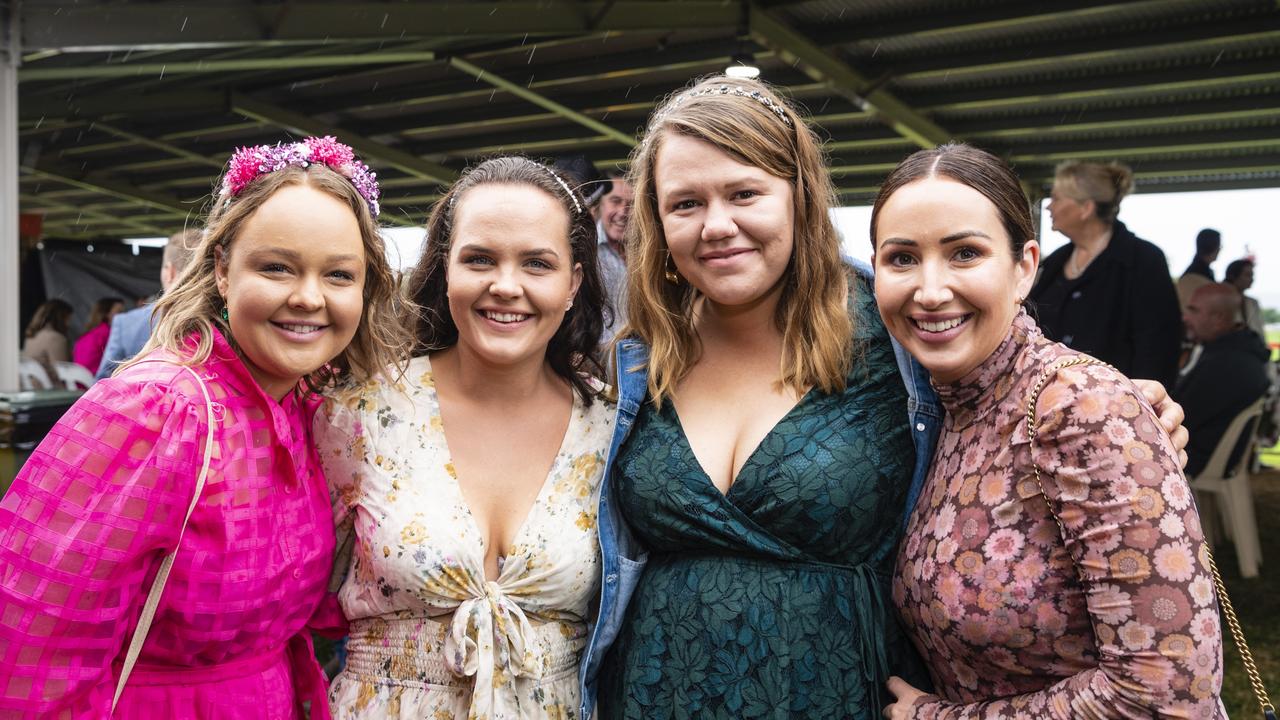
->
[911, 365, 1225, 719]
[0, 378, 204, 716]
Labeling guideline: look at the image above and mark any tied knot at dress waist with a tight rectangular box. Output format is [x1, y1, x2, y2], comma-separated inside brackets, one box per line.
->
[344, 594, 586, 688]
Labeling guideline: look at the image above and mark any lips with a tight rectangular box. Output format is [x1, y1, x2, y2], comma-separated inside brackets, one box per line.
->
[479, 309, 532, 324]
[271, 321, 328, 339]
[700, 247, 755, 265]
[912, 315, 970, 333]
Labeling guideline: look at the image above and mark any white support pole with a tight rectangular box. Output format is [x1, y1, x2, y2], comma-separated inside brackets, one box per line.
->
[0, 2, 20, 391]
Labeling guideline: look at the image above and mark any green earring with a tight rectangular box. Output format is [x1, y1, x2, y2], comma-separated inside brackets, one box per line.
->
[220, 306, 229, 323]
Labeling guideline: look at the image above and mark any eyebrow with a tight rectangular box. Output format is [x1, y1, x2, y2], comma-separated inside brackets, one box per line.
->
[456, 243, 561, 259]
[878, 229, 992, 248]
[244, 247, 361, 264]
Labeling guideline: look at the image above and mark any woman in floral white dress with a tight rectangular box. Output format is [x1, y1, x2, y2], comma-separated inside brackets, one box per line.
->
[315, 157, 615, 719]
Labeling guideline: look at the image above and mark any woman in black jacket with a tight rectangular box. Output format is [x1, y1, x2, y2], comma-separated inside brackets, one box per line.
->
[1030, 160, 1183, 387]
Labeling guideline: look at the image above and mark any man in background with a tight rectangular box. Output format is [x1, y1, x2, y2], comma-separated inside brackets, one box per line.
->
[1174, 282, 1271, 477]
[596, 169, 633, 343]
[95, 228, 200, 380]
[1176, 228, 1221, 311]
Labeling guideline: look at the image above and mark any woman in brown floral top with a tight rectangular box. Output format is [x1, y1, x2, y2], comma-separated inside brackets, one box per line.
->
[872, 144, 1225, 719]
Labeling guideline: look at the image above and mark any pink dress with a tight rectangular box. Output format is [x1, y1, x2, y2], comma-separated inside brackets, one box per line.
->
[72, 321, 112, 375]
[0, 329, 339, 719]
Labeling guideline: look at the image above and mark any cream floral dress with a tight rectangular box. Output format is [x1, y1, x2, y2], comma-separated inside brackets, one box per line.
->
[314, 356, 615, 720]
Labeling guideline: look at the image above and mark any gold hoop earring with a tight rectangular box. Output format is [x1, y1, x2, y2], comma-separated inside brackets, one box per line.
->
[664, 255, 680, 285]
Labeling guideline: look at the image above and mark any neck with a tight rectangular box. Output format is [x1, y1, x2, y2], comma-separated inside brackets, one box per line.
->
[1070, 220, 1112, 254]
[431, 344, 557, 404]
[695, 282, 786, 351]
[608, 238, 626, 261]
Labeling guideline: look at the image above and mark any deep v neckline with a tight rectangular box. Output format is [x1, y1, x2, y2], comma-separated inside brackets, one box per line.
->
[668, 388, 813, 498]
[423, 357, 581, 579]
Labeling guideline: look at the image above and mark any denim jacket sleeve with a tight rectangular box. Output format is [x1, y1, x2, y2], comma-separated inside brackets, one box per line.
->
[578, 338, 651, 719]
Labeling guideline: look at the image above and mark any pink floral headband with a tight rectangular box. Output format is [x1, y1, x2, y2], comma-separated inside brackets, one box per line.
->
[220, 136, 381, 217]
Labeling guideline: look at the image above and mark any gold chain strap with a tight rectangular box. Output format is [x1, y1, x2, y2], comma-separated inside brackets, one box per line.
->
[1025, 357, 1275, 718]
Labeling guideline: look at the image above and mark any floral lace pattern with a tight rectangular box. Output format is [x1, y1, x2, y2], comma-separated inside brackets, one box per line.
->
[893, 311, 1225, 719]
[314, 356, 615, 719]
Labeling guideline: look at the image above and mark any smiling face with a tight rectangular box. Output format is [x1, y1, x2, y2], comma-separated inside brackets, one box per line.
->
[600, 177, 634, 246]
[215, 183, 366, 399]
[654, 132, 795, 313]
[874, 177, 1038, 385]
[446, 183, 583, 369]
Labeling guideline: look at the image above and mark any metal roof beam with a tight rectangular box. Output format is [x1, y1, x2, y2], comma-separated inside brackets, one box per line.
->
[20, 52, 439, 81]
[19, 90, 230, 122]
[20, 3, 740, 51]
[748, 6, 951, 148]
[803, 0, 1211, 46]
[19, 193, 172, 236]
[23, 161, 199, 216]
[896, 21, 1280, 82]
[920, 64, 1280, 113]
[229, 93, 459, 185]
[448, 57, 637, 148]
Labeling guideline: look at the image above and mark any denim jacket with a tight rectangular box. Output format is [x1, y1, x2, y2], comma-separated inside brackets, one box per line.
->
[576, 262, 943, 718]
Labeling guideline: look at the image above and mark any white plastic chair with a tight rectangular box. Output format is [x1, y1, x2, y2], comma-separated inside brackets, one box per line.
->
[1191, 397, 1266, 578]
[55, 361, 96, 391]
[18, 360, 53, 391]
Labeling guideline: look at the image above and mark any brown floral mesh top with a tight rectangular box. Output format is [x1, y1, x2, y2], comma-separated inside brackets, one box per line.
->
[893, 311, 1225, 719]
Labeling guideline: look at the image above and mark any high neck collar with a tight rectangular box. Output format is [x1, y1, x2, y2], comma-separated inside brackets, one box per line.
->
[932, 309, 1040, 430]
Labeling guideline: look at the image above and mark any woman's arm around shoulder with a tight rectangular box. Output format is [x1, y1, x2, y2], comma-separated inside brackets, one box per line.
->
[0, 373, 209, 716]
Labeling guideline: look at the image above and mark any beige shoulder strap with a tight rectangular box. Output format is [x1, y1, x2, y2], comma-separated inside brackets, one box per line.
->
[111, 364, 216, 713]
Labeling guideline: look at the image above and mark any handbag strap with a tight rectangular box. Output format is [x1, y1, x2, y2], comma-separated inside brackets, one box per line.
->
[111, 363, 216, 713]
[1025, 356, 1275, 719]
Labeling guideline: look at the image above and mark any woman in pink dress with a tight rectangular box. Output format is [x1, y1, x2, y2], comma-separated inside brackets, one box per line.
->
[73, 296, 125, 375]
[875, 144, 1224, 718]
[0, 137, 408, 719]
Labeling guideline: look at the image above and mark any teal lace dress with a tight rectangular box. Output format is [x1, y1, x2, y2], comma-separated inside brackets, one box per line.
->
[598, 288, 929, 719]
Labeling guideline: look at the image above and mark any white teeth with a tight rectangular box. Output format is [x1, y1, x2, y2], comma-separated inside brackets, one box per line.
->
[280, 323, 322, 334]
[916, 316, 967, 333]
[483, 311, 530, 323]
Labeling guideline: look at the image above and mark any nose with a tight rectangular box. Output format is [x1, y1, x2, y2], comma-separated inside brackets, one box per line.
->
[289, 273, 325, 311]
[701, 199, 737, 242]
[913, 262, 954, 309]
[488, 266, 524, 299]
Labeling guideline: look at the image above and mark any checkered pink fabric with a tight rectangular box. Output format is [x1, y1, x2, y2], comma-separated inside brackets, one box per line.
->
[0, 329, 338, 719]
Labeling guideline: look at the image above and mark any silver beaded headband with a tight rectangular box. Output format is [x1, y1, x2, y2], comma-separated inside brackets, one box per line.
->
[448, 158, 584, 215]
[650, 84, 795, 129]
[531, 159, 584, 215]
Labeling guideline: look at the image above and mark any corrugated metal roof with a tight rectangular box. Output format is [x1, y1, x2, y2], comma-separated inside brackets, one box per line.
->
[12, 0, 1280, 238]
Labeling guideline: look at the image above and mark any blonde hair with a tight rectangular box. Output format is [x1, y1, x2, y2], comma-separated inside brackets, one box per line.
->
[136, 164, 410, 392]
[624, 75, 852, 404]
[1053, 160, 1134, 224]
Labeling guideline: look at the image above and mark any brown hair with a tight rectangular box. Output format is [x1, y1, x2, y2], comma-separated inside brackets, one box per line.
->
[1053, 160, 1134, 225]
[625, 75, 852, 404]
[25, 299, 73, 339]
[138, 162, 410, 392]
[871, 143, 1037, 259]
[84, 297, 124, 332]
[405, 156, 608, 405]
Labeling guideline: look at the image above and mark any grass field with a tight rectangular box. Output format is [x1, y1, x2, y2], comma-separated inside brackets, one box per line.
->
[1214, 469, 1280, 717]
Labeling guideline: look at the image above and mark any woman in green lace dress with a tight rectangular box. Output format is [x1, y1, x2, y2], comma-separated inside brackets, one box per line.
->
[590, 76, 935, 719]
